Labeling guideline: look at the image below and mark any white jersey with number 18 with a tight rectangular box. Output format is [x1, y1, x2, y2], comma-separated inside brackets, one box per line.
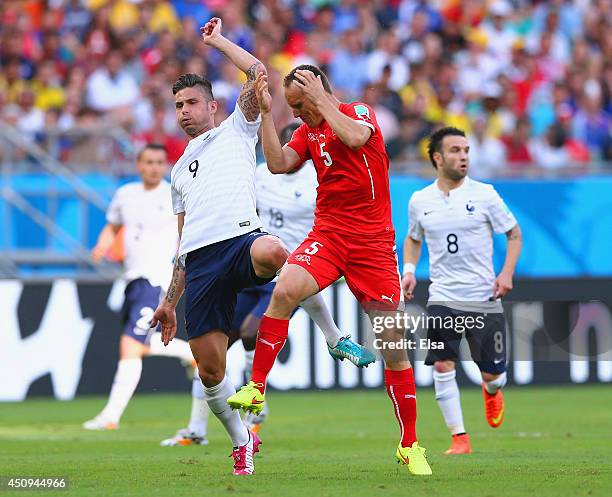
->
[255, 161, 317, 252]
[408, 177, 517, 308]
[171, 105, 262, 259]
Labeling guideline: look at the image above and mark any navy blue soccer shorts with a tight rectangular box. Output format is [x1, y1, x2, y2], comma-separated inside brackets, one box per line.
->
[424, 305, 507, 375]
[184, 230, 275, 340]
[121, 278, 162, 344]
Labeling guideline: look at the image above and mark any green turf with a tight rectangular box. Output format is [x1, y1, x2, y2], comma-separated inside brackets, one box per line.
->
[1, 386, 611, 497]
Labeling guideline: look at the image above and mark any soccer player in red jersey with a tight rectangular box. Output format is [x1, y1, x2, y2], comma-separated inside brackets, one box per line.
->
[227, 65, 432, 475]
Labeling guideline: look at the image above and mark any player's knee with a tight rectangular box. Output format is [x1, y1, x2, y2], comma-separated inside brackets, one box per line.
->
[434, 360, 456, 373]
[265, 240, 289, 269]
[271, 284, 301, 310]
[198, 364, 225, 388]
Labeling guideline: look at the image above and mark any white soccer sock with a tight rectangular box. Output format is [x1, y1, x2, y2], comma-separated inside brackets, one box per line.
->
[300, 293, 342, 347]
[188, 375, 209, 436]
[100, 358, 142, 423]
[244, 349, 254, 380]
[433, 369, 466, 435]
[484, 371, 507, 394]
[204, 376, 249, 447]
[148, 332, 194, 363]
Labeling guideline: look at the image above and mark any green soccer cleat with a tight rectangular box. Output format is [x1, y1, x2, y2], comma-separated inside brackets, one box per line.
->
[396, 442, 433, 476]
[327, 335, 376, 367]
[227, 381, 265, 415]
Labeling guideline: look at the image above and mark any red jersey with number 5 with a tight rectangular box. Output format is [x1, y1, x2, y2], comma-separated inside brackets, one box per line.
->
[286, 102, 394, 237]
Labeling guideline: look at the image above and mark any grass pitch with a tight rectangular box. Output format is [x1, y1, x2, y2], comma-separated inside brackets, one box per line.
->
[1, 385, 610, 497]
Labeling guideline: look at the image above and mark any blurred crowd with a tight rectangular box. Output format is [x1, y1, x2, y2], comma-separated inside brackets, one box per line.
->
[0, 0, 611, 175]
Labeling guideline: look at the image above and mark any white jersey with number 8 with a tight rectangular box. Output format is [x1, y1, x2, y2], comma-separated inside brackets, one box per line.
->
[408, 177, 517, 306]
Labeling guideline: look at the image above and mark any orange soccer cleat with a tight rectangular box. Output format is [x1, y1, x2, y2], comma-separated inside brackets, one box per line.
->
[445, 433, 472, 454]
[482, 384, 505, 428]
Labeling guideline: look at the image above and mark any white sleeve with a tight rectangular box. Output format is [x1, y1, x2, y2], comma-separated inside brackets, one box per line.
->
[230, 103, 261, 138]
[486, 187, 517, 234]
[407, 196, 424, 241]
[106, 190, 122, 225]
[171, 183, 185, 215]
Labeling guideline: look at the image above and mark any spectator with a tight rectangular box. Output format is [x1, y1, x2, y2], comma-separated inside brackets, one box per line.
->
[15, 88, 45, 141]
[501, 116, 534, 168]
[572, 89, 611, 159]
[32, 61, 66, 111]
[329, 29, 368, 100]
[530, 122, 571, 169]
[0, 56, 29, 104]
[85, 50, 139, 114]
[367, 30, 409, 91]
[468, 114, 506, 178]
[482, 1, 516, 66]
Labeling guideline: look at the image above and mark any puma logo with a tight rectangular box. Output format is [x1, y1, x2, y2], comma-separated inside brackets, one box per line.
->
[258, 338, 283, 351]
[381, 293, 395, 302]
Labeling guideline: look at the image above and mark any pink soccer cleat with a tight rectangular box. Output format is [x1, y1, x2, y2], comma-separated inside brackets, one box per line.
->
[231, 430, 261, 475]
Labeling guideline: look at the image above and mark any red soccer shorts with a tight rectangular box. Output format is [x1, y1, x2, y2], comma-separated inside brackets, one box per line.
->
[287, 229, 402, 311]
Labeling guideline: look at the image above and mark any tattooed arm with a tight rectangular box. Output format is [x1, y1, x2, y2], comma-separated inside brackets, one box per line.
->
[151, 212, 185, 345]
[200, 17, 266, 121]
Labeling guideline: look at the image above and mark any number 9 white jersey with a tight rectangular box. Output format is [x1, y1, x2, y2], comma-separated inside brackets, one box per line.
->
[255, 161, 318, 252]
[408, 177, 517, 305]
[171, 106, 262, 259]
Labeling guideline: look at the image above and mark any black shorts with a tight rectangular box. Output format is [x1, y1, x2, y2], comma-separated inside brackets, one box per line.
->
[424, 305, 507, 375]
[184, 230, 274, 340]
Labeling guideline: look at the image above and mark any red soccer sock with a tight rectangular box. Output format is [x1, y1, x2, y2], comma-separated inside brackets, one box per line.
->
[385, 368, 418, 448]
[251, 315, 289, 394]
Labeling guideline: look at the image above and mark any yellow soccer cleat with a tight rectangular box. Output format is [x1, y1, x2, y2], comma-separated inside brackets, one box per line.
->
[396, 442, 433, 476]
[227, 381, 265, 415]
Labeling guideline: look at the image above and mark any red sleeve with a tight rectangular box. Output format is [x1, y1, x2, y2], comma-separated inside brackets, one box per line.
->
[285, 124, 311, 163]
[340, 102, 377, 133]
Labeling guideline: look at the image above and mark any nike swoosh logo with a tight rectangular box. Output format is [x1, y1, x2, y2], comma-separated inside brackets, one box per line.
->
[424, 211, 433, 216]
[492, 407, 505, 425]
[251, 397, 264, 405]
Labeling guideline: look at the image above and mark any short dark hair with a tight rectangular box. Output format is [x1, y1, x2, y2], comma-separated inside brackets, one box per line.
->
[137, 143, 167, 161]
[284, 65, 332, 94]
[172, 73, 214, 100]
[427, 126, 466, 169]
[280, 123, 300, 146]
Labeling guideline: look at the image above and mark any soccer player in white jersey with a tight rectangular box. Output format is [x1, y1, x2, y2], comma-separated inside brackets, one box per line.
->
[402, 127, 522, 455]
[83, 144, 201, 432]
[149, 18, 302, 475]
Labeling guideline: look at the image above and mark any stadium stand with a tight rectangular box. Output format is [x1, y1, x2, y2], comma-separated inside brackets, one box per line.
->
[0, 0, 610, 278]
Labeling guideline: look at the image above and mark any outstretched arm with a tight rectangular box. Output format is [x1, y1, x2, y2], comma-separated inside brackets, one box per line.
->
[201, 17, 266, 121]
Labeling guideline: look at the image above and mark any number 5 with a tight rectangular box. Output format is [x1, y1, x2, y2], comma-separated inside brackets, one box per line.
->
[319, 142, 332, 167]
[305, 241, 323, 255]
